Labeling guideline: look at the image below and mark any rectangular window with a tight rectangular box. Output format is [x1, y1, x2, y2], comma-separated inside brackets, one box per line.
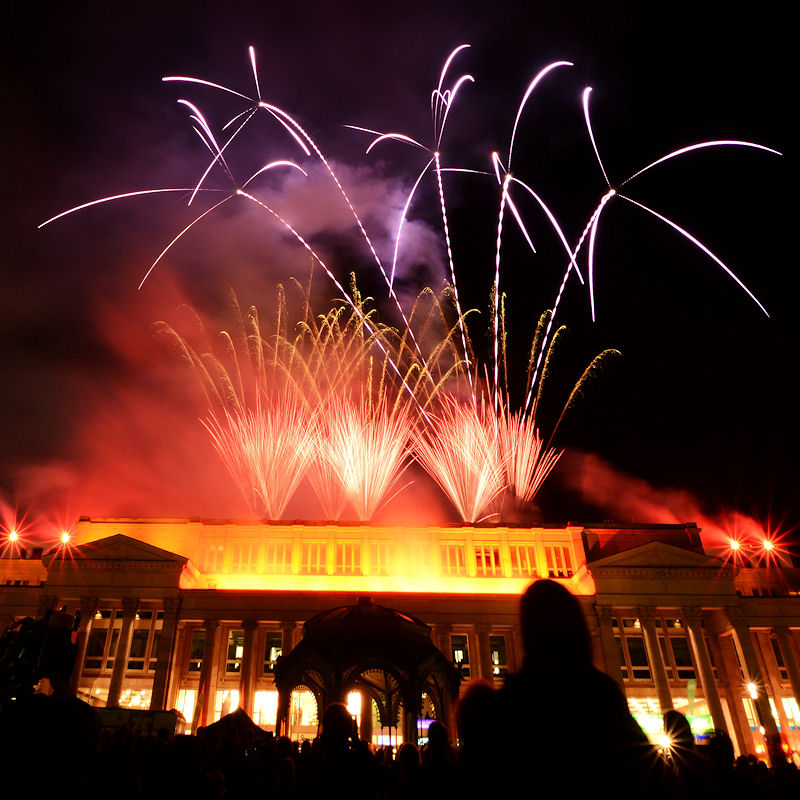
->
[214, 689, 240, 722]
[128, 629, 149, 671]
[441, 544, 467, 576]
[451, 634, 471, 678]
[489, 635, 508, 676]
[300, 542, 327, 574]
[176, 689, 197, 724]
[188, 629, 205, 672]
[670, 636, 696, 680]
[369, 542, 390, 576]
[231, 541, 258, 573]
[615, 636, 629, 681]
[265, 541, 292, 573]
[226, 630, 245, 673]
[336, 543, 361, 575]
[544, 545, 573, 578]
[253, 690, 279, 728]
[201, 542, 226, 573]
[474, 545, 501, 577]
[84, 620, 108, 671]
[509, 545, 538, 577]
[264, 633, 282, 673]
[772, 639, 789, 681]
[626, 635, 652, 680]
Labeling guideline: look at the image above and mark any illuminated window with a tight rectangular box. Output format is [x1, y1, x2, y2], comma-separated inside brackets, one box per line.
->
[84, 610, 122, 672]
[253, 690, 278, 728]
[451, 634, 471, 678]
[231, 540, 258, 573]
[336, 543, 362, 575]
[176, 689, 197, 723]
[490, 634, 508, 676]
[369, 542, 390, 576]
[509, 545, 537, 577]
[226, 630, 245, 673]
[347, 690, 362, 729]
[783, 698, 800, 731]
[264, 632, 282, 673]
[200, 542, 226, 572]
[290, 687, 318, 729]
[300, 542, 327, 574]
[544, 545, 573, 578]
[474, 545, 501, 577]
[214, 689, 240, 722]
[188, 629, 205, 672]
[266, 541, 292, 573]
[441, 544, 467, 576]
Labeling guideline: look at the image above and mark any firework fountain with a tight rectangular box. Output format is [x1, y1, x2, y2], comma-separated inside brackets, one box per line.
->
[38, 46, 780, 524]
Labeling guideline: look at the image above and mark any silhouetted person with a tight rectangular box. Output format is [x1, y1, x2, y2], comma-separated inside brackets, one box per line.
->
[486, 580, 669, 799]
[663, 709, 712, 798]
[301, 701, 378, 799]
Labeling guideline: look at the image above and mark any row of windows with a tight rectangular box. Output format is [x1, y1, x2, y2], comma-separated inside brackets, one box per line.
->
[197, 539, 574, 579]
[84, 610, 163, 672]
[187, 629, 284, 675]
[612, 614, 712, 684]
[182, 628, 510, 681]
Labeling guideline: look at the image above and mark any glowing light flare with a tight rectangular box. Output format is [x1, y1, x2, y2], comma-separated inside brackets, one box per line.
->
[203, 398, 317, 520]
[434, 151, 473, 396]
[176, 99, 234, 202]
[412, 398, 507, 523]
[320, 396, 414, 521]
[248, 45, 262, 101]
[620, 140, 782, 187]
[235, 189, 431, 423]
[60, 531, 71, 545]
[508, 60, 573, 169]
[39, 188, 222, 229]
[618, 194, 769, 317]
[582, 87, 611, 187]
[498, 408, 563, 506]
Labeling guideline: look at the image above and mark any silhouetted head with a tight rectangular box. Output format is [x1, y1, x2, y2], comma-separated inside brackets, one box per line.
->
[664, 710, 694, 750]
[520, 579, 592, 668]
[321, 702, 355, 744]
[455, 678, 495, 748]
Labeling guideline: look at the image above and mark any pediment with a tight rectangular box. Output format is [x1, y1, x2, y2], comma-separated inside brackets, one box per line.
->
[43, 534, 187, 566]
[588, 541, 725, 571]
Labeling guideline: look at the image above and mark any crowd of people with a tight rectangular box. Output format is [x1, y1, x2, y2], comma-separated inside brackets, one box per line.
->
[2, 580, 800, 798]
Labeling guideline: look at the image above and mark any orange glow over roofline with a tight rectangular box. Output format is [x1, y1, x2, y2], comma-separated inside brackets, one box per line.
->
[178, 568, 596, 596]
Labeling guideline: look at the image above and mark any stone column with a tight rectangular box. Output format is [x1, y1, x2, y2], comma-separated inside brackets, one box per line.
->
[594, 604, 624, 687]
[197, 620, 221, 729]
[360, 689, 373, 742]
[150, 598, 181, 711]
[684, 607, 727, 732]
[727, 607, 782, 763]
[239, 620, 258, 717]
[70, 596, 98, 694]
[774, 627, 800, 709]
[758, 631, 793, 744]
[638, 607, 673, 713]
[474, 624, 493, 680]
[107, 598, 138, 708]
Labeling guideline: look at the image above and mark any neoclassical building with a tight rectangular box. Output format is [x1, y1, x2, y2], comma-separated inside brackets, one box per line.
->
[2, 517, 800, 759]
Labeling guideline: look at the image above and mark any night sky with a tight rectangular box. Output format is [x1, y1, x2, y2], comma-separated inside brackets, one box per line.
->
[1, 1, 795, 548]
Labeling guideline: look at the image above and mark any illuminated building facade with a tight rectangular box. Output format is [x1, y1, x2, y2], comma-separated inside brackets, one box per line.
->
[2, 518, 800, 758]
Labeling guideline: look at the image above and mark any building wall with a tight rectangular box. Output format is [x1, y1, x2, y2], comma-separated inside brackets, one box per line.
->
[3, 519, 800, 758]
